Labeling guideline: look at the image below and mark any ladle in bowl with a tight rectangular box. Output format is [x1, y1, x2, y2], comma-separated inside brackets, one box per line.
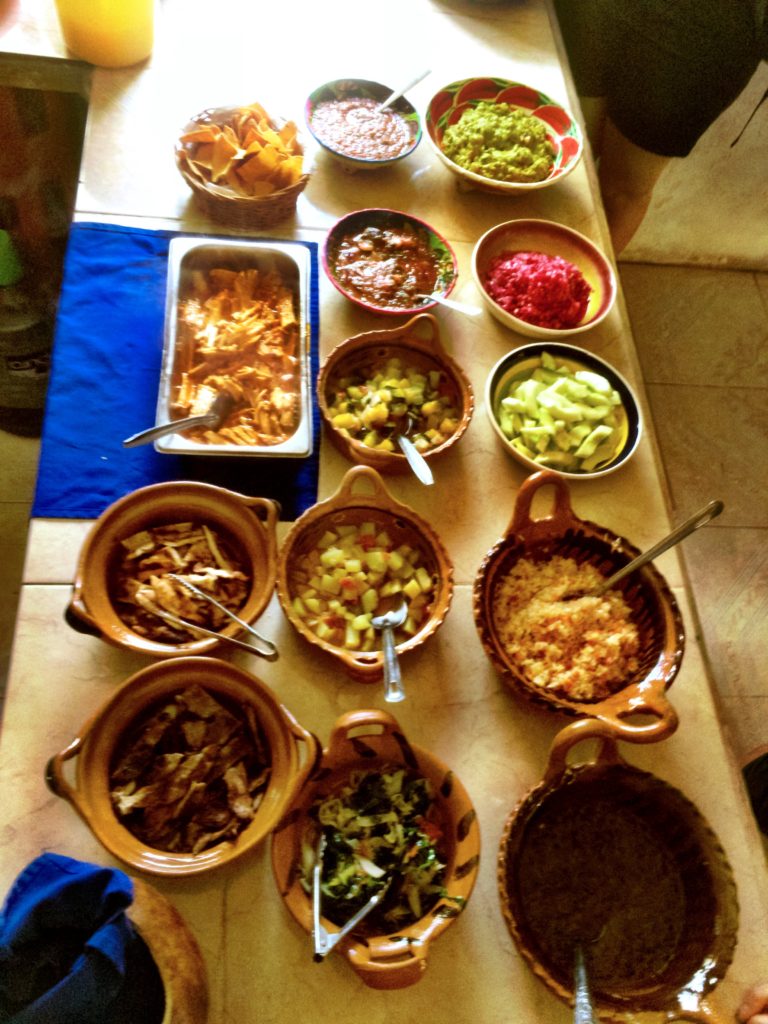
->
[375, 69, 431, 112]
[563, 498, 724, 601]
[573, 946, 598, 1024]
[371, 595, 408, 703]
[416, 293, 483, 317]
[123, 390, 235, 448]
[388, 412, 434, 486]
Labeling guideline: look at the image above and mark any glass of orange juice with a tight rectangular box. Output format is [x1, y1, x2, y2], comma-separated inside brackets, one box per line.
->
[54, 0, 154, 68]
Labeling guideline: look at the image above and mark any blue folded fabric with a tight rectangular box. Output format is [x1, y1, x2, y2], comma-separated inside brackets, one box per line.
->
[32, 221, 321, 522]
[0, 853, 164, 1024]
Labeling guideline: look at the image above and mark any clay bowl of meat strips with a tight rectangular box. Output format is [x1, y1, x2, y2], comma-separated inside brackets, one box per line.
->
[45, 656, 320, 876]
[498, 717, 738, 1020]
[276, 465, 454, 681]
[66, 480, 279, 659]
[271, 708, 480, 988]
[318, 312, 474, 476]
[473, 470, 684, 741]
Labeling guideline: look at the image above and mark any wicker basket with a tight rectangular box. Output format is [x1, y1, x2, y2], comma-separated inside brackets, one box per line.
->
[175, 105, 311, 230]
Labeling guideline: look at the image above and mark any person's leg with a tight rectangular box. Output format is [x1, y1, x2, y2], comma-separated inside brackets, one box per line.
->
[596, 118, 671, 254]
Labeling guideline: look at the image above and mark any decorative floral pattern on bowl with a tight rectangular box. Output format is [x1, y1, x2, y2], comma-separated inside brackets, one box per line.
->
[426, 77, 583, 193]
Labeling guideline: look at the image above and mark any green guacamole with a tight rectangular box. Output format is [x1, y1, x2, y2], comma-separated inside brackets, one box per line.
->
[441, 101, 555, 183]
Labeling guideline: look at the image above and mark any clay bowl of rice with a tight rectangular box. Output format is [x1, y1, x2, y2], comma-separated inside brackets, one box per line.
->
[473, 470, 684, 741]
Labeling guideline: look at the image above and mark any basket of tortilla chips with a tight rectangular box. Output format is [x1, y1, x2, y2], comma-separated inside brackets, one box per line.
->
[175, 101, 310, 229]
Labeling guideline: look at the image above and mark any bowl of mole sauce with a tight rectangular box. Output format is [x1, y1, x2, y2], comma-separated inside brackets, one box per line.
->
[498, 718, 739, 1020]
[322, 208, 458, 317]
[305, 78, 422, 171]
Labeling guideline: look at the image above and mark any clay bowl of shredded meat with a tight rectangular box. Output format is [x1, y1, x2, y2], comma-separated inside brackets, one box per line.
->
[66, 481, 279, 658]
[498, 717, 738, 1018]
[472, 219, 616, 338]
[473, 470, 684, 742]
[45, 656, 320, 876]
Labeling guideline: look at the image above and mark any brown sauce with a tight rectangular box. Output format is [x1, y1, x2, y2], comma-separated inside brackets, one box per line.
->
[508, 784, 686, 991]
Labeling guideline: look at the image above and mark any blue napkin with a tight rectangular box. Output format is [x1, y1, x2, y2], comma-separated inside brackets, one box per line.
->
[32, 221, 321, 521]
[0, 853, 164, 1024]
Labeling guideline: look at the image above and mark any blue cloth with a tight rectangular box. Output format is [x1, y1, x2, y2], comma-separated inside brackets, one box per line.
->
[0, 853, 164, 1024]
[32, 222, 321, 521]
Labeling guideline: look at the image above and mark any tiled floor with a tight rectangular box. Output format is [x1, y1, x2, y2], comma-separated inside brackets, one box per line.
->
[1, 263, 767, 771]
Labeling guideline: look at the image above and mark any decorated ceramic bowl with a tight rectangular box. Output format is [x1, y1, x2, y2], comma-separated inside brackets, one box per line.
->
[66, 481, 279, 659]
[305, 78, 421, 171]
[485, 342, 642, 479]
[472, 219, 617, 338]
[318, 312, 474, 475]
[271, 709, 481, 989]
[45, 657, 320, 876]
[276, 465, 454, 681]
[425, 77, 583, 194]
[322, 208, 458, 316]
[473, 471, 684, 742]
[498, 718, 738, 1018]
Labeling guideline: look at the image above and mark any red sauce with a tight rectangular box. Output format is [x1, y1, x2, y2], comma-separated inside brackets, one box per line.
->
[330, 222, 443, 309]
[484, 250, 592, 329]
[310, 98, 415, 161]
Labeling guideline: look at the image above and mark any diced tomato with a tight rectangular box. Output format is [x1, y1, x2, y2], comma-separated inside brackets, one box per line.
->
[416, 816, 443, 843]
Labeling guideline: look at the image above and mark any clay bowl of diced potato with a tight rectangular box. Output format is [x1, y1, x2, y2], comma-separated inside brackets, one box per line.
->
[485, 342, 642, 479]
[66, 481, 279, 658]
[276, 465, 454, 680]
[317, 312, 474, 475]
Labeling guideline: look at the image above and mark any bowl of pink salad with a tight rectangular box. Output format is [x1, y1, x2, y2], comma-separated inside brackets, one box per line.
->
[471, 219, 617, 338]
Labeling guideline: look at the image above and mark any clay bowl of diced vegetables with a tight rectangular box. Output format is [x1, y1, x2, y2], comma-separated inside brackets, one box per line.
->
[473, 470, 684, 742]
[276, 466, 454, 680]
[271, 708, 480, 988]
[66, 481, 279, 658]
[45, 656, 320, 876]
[317, 312, 474, 475]
[485, 343, 642, 479]
[472, 219, 616, 338]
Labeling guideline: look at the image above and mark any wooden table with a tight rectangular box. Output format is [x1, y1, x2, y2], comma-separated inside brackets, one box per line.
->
[2, 2, 766, 1021]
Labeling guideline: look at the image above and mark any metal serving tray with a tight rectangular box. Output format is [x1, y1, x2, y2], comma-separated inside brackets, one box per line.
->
[154, 235, 313, 457]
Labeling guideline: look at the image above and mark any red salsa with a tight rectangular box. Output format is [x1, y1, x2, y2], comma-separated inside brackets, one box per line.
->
[310, 98, 415, 161]
[484, 250, 592, 329]
[330, 221, 445, 309]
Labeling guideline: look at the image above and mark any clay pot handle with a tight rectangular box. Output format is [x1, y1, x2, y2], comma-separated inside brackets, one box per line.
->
[326, 709, 401, 760]
[334, 465, 394, 507]
[346, 936, 429, 989]
[64, 585, 102, 637]
[45, 731, 92, 819]
[281, 706, 322, 794]
[544, 718, 626, 784]
[402, 311, 442, 352]
[663, 999, 730, 1024]
[596, 681, 679, 744]
[241, 494, 280, 535]
[506, 470, 579, 541]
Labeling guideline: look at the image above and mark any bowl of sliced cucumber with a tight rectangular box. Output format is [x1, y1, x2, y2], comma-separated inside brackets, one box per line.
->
[485, 343, 642, 479]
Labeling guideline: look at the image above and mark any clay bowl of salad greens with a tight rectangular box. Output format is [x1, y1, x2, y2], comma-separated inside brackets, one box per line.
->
[318, 312, 474, 476]
[425, 77, 583, 195]
[485, 343, 642, 479]
[271, 708, 480, 988]
[275, 465, 454, 681]
[473, 470, 684, 742]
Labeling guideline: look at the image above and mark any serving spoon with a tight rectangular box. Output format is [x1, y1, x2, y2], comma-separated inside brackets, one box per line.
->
[375, 68, 431, 112]
[563, 498, 724, 601]
[122, 390, 235, 448]
[371, 595, 408, 703]
[388, 412, 434, 486]
[573, 946, 599, 1024]
[416, 292, 483, 317]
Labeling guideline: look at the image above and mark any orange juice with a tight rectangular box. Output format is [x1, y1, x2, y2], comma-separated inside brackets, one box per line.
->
[54, 0, 154, 68]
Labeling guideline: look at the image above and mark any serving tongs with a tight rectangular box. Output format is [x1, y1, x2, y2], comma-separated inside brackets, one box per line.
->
[312, 834, 390, 962]
[136, 576, 278, 660]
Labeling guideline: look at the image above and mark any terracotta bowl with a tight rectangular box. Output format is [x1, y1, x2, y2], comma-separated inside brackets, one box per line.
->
[322, 207, 458, 316]
[473, 471, 684, 741]
[45, 656, 320, 876]
[498, 719, 738, 1018]
[484, 342, 642, 479]
[66, 481, 279, 659]
[271, 709, 480, 989]
[472, 219, 617, 338]
[318, 312, 474, 475]
[276, 465, 454, 681]
[425, 77, 583, 195]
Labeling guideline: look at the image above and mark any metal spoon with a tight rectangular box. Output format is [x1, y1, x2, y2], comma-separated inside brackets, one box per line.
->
[122, 390, 235, 448]
[573, 946, 599, 1024]
[564, 499, 724, 601]
[375, 69, 431, 112]
[393, 412, 434, 486]
[371, 595, 408, 703]
[416, 292, 483, 317]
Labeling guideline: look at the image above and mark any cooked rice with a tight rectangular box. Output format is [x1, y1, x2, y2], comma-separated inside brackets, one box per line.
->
[493, 555, 640, 701]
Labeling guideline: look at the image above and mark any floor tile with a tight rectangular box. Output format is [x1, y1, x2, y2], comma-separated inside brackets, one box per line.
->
[620, 265, 768, 387]
[645, 382, 768, 529]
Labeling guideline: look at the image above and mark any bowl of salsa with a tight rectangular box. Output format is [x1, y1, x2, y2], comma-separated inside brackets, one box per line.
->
[305, 78, 422, 171]
[322, 208, 458, 316]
